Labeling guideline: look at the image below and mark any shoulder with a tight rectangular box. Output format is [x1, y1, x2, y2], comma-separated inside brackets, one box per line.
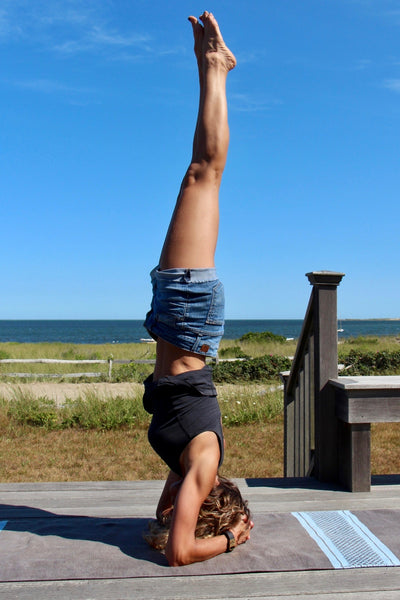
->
[181, 431, 220, 483]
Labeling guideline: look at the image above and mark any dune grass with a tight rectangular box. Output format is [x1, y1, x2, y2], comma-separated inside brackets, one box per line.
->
[1, 409, 398, 483]
[0, 341, 156, 361]
[0, 384, 285, 481]
[339, 335, 400, 353]
[0, 384, 283, 431]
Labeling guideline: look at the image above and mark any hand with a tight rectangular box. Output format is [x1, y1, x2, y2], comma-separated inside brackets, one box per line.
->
[231, 514, 254, 546]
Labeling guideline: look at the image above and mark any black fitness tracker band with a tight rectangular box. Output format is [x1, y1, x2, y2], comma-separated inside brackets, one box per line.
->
[223, 530, 236, 552]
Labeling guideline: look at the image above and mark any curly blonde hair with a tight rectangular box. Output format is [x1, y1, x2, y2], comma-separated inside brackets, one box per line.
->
[143, 476, 251, 552]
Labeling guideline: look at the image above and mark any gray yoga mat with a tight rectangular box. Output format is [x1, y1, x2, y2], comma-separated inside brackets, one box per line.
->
[0, 507, 399, 581]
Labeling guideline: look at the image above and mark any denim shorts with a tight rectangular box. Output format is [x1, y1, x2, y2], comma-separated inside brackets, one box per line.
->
[144, 266, 225, 357]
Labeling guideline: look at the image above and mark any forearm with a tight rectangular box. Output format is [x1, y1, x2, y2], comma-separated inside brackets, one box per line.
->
[166, 513, 253, 566]
[166, 533, 228, 566]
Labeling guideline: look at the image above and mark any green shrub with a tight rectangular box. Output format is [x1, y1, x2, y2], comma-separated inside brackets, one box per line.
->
[239, 331, 287, 344]
[346, 336, 378, 346]
[112, 362, 140, 382]
[219, 346, 250, 359]
[340, 349, 400, 375]
[61, 394, 146, 430]
[4, 393, 149, 430]
[212, 355, 291, 383]
[8, 396, 58, 428]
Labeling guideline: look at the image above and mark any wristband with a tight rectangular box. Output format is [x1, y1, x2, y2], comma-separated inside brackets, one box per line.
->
[223, 530, 236, 552]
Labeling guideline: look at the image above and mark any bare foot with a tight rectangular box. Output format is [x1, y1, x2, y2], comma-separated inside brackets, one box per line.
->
[188, 11, 236, 72]
[200, 11, 236, 71]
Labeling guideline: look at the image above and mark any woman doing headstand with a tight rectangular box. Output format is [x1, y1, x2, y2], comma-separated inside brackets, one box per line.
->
[143, 11, 253, 566]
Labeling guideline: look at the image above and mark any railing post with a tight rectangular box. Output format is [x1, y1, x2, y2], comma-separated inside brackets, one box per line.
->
[306, 271, 345, 483]
[281, 371, 294, 477]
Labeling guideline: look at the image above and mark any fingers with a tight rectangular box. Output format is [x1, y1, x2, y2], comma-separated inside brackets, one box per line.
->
[242, 514, 254, 530]
[233, 515, 254, 545]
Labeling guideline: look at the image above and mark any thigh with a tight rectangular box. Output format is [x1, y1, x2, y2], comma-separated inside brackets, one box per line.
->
[159, 170, 220, 269]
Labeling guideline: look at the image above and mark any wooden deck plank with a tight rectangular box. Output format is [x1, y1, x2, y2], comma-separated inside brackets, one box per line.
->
[1, 569, 400, 600]
[1, 477, 399, 599]
[2, 477, 400, 515]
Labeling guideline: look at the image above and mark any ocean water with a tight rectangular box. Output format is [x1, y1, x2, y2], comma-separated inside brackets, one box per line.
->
[0, 319, 399, 345]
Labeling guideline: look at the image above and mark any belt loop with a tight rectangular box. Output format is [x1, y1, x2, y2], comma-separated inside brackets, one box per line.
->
[185, 269, 191, 282]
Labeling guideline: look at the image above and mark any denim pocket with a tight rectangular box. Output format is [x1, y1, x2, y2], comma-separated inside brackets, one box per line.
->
[205, 281, 225, 326]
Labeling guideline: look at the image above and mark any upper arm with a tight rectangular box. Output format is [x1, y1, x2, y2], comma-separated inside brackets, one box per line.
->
[164, 432, 221, 566]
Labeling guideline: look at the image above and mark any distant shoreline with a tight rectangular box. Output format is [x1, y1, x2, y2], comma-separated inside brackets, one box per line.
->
[1, 319, 399, 344]
[341, 318, 400, 321]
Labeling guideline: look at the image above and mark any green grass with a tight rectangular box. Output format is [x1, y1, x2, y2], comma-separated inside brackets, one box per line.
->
[0, 384, 282, 430]
[0, 341, 156, 381]
[0, 341, 157, 360]
[218, 385, 283, 425]
[218, 337, 297, 358]
[1, 335, 400, 381]
[339, 335, 400, 354]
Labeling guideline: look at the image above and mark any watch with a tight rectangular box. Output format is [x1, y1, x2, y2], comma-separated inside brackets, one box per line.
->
[223, 530, 236, 552]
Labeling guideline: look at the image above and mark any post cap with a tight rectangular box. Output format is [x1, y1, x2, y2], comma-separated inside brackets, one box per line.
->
[306, 271, 345, 286]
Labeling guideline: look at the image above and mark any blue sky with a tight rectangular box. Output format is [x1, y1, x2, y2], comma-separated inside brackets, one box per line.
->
[1, 0, 399, 319]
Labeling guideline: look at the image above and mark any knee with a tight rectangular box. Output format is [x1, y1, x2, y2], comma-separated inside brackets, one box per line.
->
[186, 161, 223, 186]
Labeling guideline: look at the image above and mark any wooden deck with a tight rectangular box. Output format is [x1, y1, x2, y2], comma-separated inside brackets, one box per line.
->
[1, 476, 400, 599]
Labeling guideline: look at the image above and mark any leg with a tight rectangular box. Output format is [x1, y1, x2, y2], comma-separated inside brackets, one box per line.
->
[159, 11, 236, 270]
[154, 12, 235, 378]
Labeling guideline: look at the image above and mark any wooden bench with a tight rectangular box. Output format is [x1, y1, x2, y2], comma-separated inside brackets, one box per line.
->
[329, 376, 400, 492]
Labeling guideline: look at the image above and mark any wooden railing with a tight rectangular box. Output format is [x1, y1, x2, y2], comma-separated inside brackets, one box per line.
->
[281, 271, 345, 483]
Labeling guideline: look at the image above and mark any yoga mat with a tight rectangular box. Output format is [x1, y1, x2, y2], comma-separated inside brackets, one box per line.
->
[0, 509, 399, 581]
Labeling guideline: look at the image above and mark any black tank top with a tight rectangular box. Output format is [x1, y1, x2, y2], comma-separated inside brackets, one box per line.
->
[143, 366, 224, 476]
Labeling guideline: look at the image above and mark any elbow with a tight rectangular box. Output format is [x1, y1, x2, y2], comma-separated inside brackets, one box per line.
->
[165, 546, 191, 567]
[167, 557, 184, 567]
